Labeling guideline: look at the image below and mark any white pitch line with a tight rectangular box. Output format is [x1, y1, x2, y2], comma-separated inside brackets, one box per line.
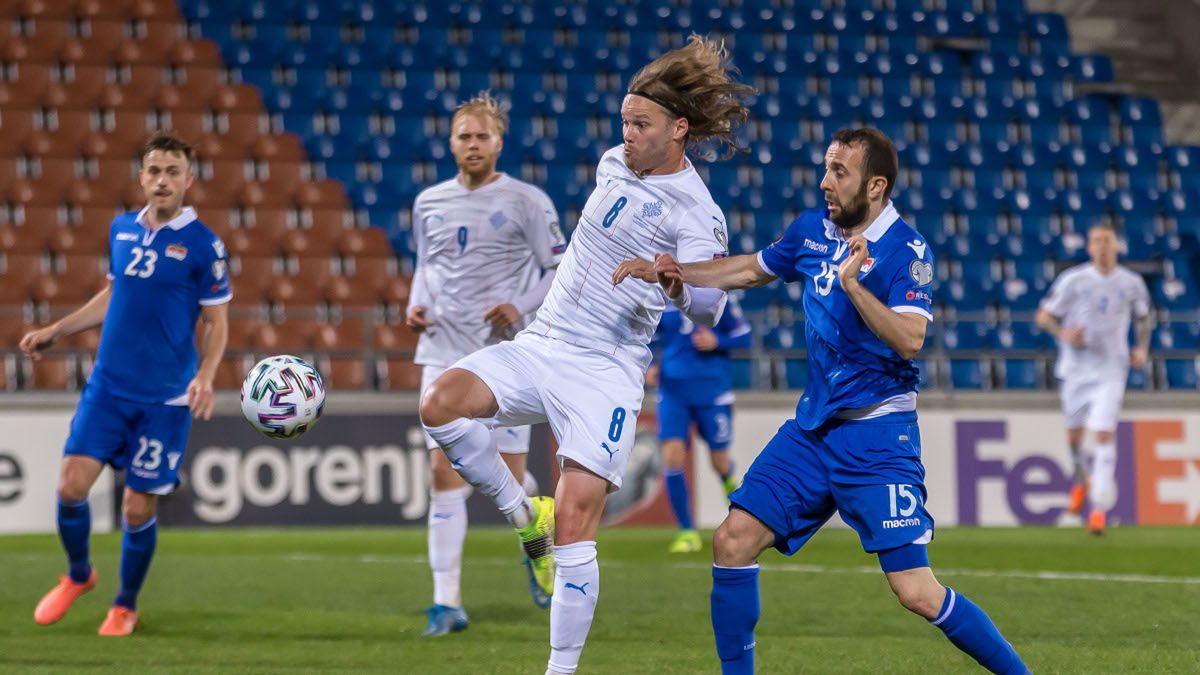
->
[8, 552, 1200, 586]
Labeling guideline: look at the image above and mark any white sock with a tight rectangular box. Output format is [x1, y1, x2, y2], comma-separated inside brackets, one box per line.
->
[425, 418, 533, 527]
[428, 486, 470, 608]
[523, 469, 540, 497]
[1089, 439, 1117, 511]
[547, 541, 599, 675]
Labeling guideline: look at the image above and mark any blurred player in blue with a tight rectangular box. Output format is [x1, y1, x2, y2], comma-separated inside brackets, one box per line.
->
[651, 296, 750, 553]
[19, 133, 231, 636]
[615, 128, 1027, 674]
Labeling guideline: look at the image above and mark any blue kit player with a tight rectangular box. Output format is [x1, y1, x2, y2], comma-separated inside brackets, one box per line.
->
[614, 128, 1027, 673]
[19, 133, 231, 636]
[652, 297, 750, 553]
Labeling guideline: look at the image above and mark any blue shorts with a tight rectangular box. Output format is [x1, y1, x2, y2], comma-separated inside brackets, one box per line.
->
[656, 380, 732, 451]
[730, 411, 933, 556]
[64, 383, 192, 495]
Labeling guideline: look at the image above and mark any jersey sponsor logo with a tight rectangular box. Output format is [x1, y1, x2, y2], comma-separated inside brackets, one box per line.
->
[881, 517, 922, 529]
[907, 239, 927, 259]
[641, 200, 663, 219]
[116, 232, 139, 242]
[906, 289, 932, 303]
[552, 243, 567, 254]
[166, 244, 188, 261]
[488, 210, 508, 228]
[909, 260, 933, 286]
[803, 238, 829, 253]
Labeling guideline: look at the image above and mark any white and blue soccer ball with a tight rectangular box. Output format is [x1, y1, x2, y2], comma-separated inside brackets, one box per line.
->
[240, 355, 326, 439]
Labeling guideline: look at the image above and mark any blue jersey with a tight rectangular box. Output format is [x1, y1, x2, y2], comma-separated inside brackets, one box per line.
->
[90, 207, 232, 404]
[656, 297, 751, 402]
[758, 203, 934, 430]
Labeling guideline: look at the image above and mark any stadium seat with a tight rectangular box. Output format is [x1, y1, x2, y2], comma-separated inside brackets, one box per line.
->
[1003, 359, 1041, 389]
[379, 358, 422, 390]
[949, 358, 988, 389]
[1163, 359, 1199, 390]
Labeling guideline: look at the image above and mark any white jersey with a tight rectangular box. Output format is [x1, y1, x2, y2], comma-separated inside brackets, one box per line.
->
[1040, 262, 1150, 383]
[411, 174, 566, 366]
[525, 146, 730, 360]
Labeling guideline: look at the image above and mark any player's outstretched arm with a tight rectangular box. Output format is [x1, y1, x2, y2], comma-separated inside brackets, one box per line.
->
[188, 302, 228, 420]
[612, 253, 774, 291]
[18, 283, 112, 360]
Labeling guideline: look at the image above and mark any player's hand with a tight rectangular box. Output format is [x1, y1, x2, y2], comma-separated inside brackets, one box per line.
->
[1061, 326, 1086, 347]
[654, 253, 684, 299]
[187, 375, 215, 420]
[837, 235, 869, 290]
[612, 257, 656, 285]
[691, 325, 719, 351]
[1130, 345, 1148, 369]
[18, 325, 60, 361]
[645, 363, 659, 387]
[484, 303, 521, 329]
[406, 305, 433, 333]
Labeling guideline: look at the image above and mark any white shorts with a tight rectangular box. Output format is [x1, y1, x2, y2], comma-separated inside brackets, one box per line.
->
[452, 332, 647, 489]
[420, 364, 531, 454]
[1059, 377, 1126, 432]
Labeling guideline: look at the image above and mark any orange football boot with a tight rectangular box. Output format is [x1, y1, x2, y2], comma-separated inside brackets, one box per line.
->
[1088, 510, 1106, 536]
[98, 606, 138, 636]
[34, 569, 97, 625]
[1068, 482, 1087, 515]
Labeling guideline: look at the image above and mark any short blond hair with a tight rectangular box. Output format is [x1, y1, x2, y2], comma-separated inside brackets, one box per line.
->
[451, 91, 508, 136]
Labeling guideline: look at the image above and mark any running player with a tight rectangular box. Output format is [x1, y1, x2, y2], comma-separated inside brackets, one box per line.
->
[20, 132, 230, 636]
[1035, 222, 1152, 534]
[616, 127, 1028, 674]
[407, 92, 565, 634]
[419, 36, 753, 674]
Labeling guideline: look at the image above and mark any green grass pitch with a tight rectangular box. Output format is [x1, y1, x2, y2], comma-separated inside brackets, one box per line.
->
[1, 526, 1197, 673]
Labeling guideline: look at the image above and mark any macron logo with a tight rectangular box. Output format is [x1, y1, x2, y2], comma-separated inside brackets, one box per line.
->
[882, 517, 921, 529]
[744, 642, 756, 651]
[803, 239, 829, 253]
[907, 240, 927, 259]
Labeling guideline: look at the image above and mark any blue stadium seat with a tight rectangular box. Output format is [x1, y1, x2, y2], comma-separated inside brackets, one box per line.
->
[1164, 360, 1199, 390]
[941, 321, 991, 351]
[949, 359, 988, 389]
[1072, 54, 1115, 83]
[731, 359, 755, 389]
[1003, 359, 1041, 389]
[997, 321, 1054, 350]
[784, 359, 808, 389]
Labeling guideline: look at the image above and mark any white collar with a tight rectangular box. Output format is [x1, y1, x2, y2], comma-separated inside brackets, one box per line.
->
[136, 205, 198, 231]
[823, 200, 900, 243]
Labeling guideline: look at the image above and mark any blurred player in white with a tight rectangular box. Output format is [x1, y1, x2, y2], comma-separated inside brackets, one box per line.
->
[407, 93, 566, 635]
[419, 36, 753, 674]
[1036, 222, 1151, 535]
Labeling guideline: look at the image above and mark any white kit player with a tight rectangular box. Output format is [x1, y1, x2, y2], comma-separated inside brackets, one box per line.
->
[1036, 222, 1152, 535]
[406, 93, 566, 636]
[419, 37, 754, 674]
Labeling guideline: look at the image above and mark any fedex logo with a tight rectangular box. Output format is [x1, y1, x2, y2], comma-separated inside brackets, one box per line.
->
[955, 419, 1196, 526]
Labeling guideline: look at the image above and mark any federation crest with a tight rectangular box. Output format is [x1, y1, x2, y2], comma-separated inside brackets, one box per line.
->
[642, 200, 663, 219]
[489, 210, 508, 228]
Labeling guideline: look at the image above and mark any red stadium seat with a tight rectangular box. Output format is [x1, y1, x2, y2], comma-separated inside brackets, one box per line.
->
[0, 62, 50, 107]
[211, 357, 243, 390]
[23, 110, 91, 158]
[372, 322, 419, 354]
[281, 223, 340, 257]
[295, 180, 348, 210]
[27, 355, 79, 391]
[170, 39, 223, 68]
[253, 318, 316, 352]
[228, 255, 276, 307]
[170, 66, 220, 107]
[252, 133, 305, 163]
[380, 358, 422, 391]
[210, 84, 263, 113]
[41, 65, 107, 108]
[129, 0, 180, 21]
[0, 222, 51, 253]
[336, 226, 392, 258]
[381, 275, 412, 307]
[0, 110, 36, 155]
[320, 356, 368, 390]
[75, 0, 135, 19]
[313, 317, 367, 351]
[0, 253, 42, 304]
[260, 161, 304, 200]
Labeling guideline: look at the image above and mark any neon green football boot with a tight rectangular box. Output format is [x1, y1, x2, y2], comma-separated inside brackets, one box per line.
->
[515, 496, 556, 597]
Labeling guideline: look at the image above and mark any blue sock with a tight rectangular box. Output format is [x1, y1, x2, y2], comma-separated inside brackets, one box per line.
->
[711, 565, 759, 675]
[57, 496, 92, 583]
[932, 587, 1029, 675]
[664, 469, 693, 530]
[114, 518, 158, 611]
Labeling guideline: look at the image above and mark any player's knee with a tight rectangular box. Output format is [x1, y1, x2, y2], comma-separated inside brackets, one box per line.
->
[712, 518, 762, 567]
[57, 465, 91, 502]
[661, 440, 686, 468]
[419, 384, 456, 428]
[430, 455, 467, 490]
[121, 492, 156, 527]
[888, 575, 944, 619]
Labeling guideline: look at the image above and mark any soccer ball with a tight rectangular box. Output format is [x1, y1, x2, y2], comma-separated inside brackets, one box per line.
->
[240, 355, 326, 439]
